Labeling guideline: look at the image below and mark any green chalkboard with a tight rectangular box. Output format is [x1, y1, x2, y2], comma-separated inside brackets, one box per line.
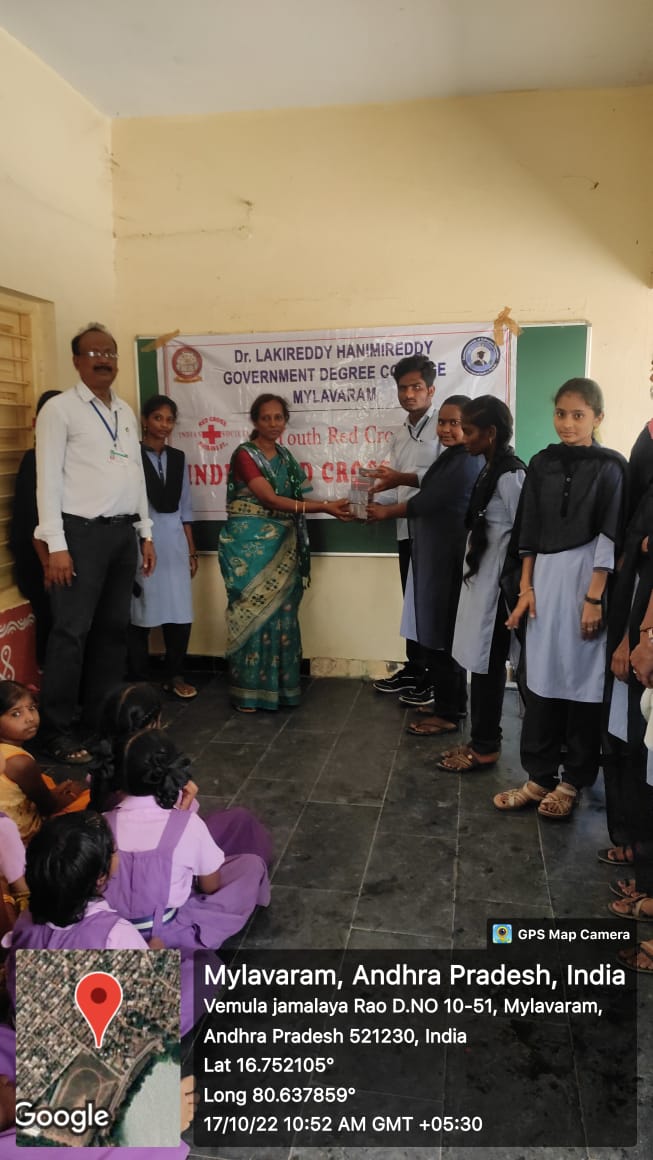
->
[514, 325, 589, 465]
[136, 325, 589, 554]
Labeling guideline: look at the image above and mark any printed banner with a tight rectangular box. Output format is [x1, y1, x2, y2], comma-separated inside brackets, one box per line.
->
[154, 323, 516, 519]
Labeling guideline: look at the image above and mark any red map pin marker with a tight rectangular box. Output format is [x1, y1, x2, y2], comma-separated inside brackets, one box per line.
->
[75, 972, 123, 1048]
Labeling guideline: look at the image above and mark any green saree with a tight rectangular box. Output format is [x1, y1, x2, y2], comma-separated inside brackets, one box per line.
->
[218, 443, 310, 710]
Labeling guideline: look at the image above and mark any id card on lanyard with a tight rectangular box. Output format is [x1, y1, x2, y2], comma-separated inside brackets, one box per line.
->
[91, 399, 129, 465]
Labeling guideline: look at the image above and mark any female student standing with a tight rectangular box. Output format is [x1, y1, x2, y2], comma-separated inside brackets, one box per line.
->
[494, 378, 626, 819]
[438, 396, 525, 771]
[129, 395, 198, 700]
[368, 396, 482, 733]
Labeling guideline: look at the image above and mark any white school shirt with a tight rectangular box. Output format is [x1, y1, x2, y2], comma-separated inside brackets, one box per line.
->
[386, 405, 440, 541]
[34, 382, 152, 553]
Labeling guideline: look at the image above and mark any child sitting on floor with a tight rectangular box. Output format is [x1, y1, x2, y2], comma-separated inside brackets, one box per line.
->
[102, 728, 270, 949]
[0, 682, 89, 843]
[90, 682, 273, 864]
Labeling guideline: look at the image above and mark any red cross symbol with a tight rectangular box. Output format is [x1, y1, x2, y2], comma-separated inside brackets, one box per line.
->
[203, 424, 221, 446]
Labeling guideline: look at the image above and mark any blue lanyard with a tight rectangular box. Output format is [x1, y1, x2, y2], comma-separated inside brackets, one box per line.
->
[90, 399, 118, 443]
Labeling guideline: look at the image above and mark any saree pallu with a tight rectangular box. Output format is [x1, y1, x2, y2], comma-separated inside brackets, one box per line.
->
[218, 493, 304, 709]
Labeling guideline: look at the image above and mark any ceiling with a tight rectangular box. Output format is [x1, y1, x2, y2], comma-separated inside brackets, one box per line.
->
[1, 0, 653, 118]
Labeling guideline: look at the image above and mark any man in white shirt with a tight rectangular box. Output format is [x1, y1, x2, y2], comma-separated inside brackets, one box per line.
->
[34, 324, 155, 763]
[371, 355, 440, 697]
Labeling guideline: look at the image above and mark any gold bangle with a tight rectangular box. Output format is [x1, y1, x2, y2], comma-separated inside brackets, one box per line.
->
[518, 587, 534, 596]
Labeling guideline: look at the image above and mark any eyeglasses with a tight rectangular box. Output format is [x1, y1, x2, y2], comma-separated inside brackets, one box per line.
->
[78, 350, 118, 360]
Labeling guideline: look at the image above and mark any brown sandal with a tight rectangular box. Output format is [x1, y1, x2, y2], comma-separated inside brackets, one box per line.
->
[537, 782, 577, 820]
[437, 747, 499, 772]
[618, 939, 653, 974]
[609, 878, 647, 900]
[608, 895, 653, 922]
[493, 781, 548, 811]
[406, 716, 458, 737]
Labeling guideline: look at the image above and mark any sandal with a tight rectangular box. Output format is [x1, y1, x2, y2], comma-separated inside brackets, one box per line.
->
[437, 747, 500, 772]
[163, 680, 198, 700]
[537, 782, 577, 820]
[618, 939, 653, 974]
[597, 845, 638, 866]
[609, 878, 648, 900]
[608, 896, 653, 922]
[234, 705, 256, 714]
[45, 740, 92, 765]
[407, 715, 459, 737]
[493, 781, 548, 811]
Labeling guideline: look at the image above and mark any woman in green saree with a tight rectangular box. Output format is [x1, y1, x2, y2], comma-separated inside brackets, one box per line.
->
[218, 395, 351, 711]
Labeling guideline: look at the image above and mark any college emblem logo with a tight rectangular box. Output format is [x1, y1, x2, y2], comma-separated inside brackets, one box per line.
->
[172, 345, 203, 382]
[461, 337, 501, 376]
[198, 416, 228, 453]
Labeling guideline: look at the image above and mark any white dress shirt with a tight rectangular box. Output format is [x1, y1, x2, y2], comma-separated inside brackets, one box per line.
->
[387, 404, 441, 540]
[35, 382, 152, 553]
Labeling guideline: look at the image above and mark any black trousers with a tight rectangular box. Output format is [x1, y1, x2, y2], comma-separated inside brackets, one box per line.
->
[128, 622, 192, 682]
[421, 646, 468, 719]
[398, 539, 422, 669]
[40, 517, 138, 739]
[469, 603, 510, 755]
[520, 687, 602, 791]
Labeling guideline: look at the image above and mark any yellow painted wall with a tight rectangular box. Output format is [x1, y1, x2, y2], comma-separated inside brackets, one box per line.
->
[111, 88, 653, 664]
[0, 29, 114, 392]
[0, 29, 114, 614]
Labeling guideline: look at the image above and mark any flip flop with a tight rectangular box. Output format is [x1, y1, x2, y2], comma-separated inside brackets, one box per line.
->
[163, 681, 198, 700]
[406, 717, 459, 737]
[607, 896, 653, 922]
[45, 740, 92, 765]
[436, 748, 499, 772]
[597, 845, 639, 866]
[618, 940, 653, 974]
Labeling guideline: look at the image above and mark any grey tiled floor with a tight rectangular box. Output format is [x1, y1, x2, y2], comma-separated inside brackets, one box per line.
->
[158, 674, 651, 1160]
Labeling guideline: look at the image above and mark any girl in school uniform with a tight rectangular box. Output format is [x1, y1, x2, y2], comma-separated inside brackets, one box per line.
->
[102, 728, 270, 950]
[368, 396, 483, 733]
[494, 378, 626, 819]
[129, 394, 198, 700]
[6, 812, 147, 957]
[0, 681, 89, 844]
[438, 396, 526, 771]
[89, 682, 273, 864]
[2, 811, 204, 1039]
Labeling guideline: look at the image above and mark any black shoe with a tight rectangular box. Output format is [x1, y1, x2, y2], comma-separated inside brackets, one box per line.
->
[373, 667, 421, 694]
[399, 685, 435, 707]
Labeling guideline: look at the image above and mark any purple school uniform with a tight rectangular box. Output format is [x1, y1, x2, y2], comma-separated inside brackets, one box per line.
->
[4, 903, 147, 1013]
[0, 1023, 189, 1159]
[203, 804, 274, 866]
[103, 807, 270, 950]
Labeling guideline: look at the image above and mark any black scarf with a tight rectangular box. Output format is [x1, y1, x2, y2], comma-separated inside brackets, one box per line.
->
[463, 445, 525, 580]
[141, 445, 186, 513]
[517, 442, 627, 556]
